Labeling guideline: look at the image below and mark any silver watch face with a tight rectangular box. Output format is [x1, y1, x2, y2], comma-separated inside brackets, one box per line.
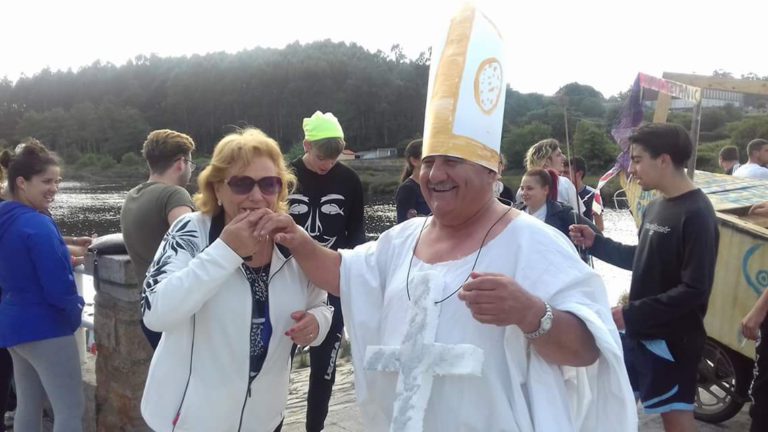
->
[525, 303, 553, 339]
[541, 311, 553, 332]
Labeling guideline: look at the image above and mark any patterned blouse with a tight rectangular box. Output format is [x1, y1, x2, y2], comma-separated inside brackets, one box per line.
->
[242, 263, 272, 385]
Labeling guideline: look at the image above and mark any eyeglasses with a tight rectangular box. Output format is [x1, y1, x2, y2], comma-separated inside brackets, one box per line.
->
[178, 157, 197, 171]
[226, 175, 283, 196]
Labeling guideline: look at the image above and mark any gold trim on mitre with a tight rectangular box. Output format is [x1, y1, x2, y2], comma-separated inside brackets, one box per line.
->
[423, 4, 505, 172]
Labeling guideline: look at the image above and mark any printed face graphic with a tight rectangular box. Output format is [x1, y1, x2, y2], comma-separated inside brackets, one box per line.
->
[288, 193, 345, 248]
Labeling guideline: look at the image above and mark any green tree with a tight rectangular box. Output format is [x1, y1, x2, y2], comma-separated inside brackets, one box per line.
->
[712, 69, 734, 79]
[504, 89, 551, 124]
[668, 111, 693, 129]
[577, 97, 606, 118]
[284, 142, 305, 162]
[501, 122, 552, 170]
[555, 83, 606, 119]
[700, 109, 727, 132]
[727, 116, 768, 155]
[721, 103, 743, 123]
[572, 121, 617, 173]
[555, 82, 605, 101]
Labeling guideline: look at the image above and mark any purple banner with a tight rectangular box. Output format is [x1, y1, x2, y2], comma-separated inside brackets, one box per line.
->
[594, 74, 645, 190]
[610, 74, 645, 172]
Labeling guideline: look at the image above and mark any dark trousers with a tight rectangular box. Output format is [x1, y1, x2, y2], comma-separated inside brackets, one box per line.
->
[750, 319, 768, 432]
[306, 294, 344, 432]
[0, 348, 13, 432]
[141, 321, 162, 350]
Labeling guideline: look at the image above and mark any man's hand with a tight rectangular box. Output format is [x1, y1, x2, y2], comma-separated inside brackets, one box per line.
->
[569, 224, 596, 248]
[457, 272, 545, 331]
[611, 306, 626, 331]
[253, 212, 313, 251]
[749, 202, 768, 217]
[286, 311, 320, 346]
[742, 307, 767, 341]
[219, 210, 264, 258]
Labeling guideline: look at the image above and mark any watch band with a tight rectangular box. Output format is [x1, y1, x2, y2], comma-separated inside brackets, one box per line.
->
[524, 302, 553, 340]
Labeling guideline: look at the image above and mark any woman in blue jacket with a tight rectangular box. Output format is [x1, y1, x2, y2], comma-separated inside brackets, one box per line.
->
[516, 168, 599, 263]
[0, 142, 84, 432]
[0, 162, 12, 432]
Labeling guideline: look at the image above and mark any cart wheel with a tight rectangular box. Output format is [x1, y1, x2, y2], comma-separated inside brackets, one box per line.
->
[694, 338, 752, 424]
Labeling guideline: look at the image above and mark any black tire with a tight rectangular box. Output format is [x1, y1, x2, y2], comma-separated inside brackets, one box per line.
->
[694, 338, 753, 424]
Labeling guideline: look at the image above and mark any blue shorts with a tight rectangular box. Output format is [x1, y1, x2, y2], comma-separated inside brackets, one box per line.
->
[621, 333, 705, 414]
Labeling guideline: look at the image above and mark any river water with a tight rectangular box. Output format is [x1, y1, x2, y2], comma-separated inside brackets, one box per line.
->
[52, 181, 637, 306]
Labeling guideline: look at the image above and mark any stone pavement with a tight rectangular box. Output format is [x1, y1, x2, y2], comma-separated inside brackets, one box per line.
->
[284, 358, 361, 431]
[283, 359, 751, 432]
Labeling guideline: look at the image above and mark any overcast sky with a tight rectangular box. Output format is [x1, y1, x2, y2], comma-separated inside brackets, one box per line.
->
[3, 0, 766, 97]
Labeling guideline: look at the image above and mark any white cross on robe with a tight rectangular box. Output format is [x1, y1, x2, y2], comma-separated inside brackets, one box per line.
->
[364, 271, 485, 432]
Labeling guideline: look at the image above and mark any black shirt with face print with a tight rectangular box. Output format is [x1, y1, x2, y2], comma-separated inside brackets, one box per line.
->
[288, 157, 366, 251]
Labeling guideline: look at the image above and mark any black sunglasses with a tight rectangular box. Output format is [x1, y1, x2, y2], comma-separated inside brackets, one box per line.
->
[226, 175, 283, 196]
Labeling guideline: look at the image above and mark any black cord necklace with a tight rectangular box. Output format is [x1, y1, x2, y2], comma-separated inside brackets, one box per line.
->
[405, 206, 512, 304]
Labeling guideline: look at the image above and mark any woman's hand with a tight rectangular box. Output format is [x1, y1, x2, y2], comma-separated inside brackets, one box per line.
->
[285, 311, 320, 346]
[219, 210, 264, 258]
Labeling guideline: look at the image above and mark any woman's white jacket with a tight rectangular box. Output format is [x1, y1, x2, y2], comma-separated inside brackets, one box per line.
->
[140, 211, 333, 432]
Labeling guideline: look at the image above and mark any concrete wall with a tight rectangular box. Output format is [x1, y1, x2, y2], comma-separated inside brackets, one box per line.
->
[85, 254, 152, 432]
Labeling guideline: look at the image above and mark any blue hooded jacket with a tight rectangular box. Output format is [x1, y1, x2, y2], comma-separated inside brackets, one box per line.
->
[0, 200, 84, 347]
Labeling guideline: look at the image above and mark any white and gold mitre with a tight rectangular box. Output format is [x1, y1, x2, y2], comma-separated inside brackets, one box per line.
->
[422, 3, 506, 172]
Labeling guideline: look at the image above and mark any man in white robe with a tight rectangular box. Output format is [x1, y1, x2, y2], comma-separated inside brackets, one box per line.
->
[337, 210, 637, 431]
[259, 161, 636, 431]
[256, 4, 637, 431]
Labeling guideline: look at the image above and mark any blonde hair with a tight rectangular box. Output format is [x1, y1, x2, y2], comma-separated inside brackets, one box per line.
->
[142, 129, 196, 174]
[194, 128, 295, 215]
[524, 138, 560, 170]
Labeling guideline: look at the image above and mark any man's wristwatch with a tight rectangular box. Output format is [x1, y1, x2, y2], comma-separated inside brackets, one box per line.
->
[524, 302, 554, 340]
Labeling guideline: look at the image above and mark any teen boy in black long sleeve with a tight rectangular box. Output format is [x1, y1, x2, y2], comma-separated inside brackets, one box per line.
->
[288, 111, 366, 432]
[570, 123, 718, 432]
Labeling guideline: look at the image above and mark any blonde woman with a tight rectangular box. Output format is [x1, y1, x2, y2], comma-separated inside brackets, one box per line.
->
[140, 128, 332, 432]
[518, 138, 582, 211]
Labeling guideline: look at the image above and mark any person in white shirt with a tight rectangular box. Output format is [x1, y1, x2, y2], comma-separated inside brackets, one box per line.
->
[718, 145, 741, 175]
[733, 139, 768, 179]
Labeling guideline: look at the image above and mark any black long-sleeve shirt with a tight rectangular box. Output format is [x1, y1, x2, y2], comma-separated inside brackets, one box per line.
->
[590, 188, 719, 340]
[288, 158, 366, 251]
